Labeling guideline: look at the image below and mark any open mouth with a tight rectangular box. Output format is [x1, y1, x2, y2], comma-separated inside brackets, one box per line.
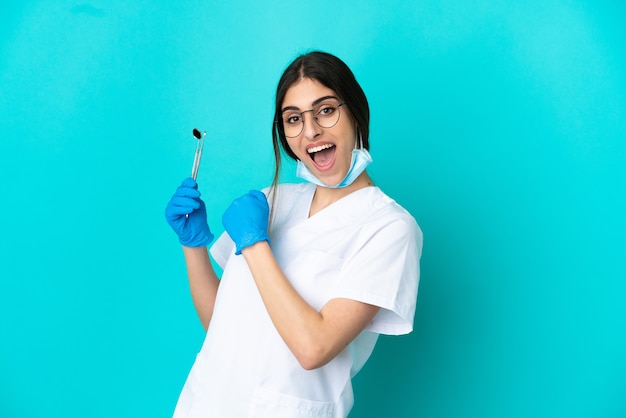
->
[307, 144, 336, 168]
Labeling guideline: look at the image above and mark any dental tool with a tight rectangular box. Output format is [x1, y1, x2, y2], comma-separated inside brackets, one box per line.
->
[191, 128, 206, 181]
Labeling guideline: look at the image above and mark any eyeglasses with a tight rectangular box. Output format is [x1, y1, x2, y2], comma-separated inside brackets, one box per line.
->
[281, 101, 346, 138]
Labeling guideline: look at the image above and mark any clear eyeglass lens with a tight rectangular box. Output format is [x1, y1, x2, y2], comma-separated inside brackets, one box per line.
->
[283, 102, 342, 138]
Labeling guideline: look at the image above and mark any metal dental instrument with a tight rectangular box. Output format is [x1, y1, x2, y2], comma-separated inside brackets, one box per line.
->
[191, 128, 206, 181]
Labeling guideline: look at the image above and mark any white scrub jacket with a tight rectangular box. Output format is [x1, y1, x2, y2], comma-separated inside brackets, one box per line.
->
[173, 183, 422, 418]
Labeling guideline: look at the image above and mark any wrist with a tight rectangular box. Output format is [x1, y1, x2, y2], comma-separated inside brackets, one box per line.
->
[240, 239, 270, 257]
[235, 232, 270, 255]
[180, 229, 214, 248]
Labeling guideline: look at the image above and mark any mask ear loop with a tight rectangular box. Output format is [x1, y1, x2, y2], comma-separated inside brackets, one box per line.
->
[355, 129, 364, 150]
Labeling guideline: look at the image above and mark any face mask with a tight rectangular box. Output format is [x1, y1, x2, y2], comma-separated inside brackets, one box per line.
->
[296, 147, 373, 189]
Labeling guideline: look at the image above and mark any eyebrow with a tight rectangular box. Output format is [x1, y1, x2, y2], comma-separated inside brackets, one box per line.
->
[281, 95, 340, 113]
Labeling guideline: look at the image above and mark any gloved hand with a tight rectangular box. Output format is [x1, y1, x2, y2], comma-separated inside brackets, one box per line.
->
[165, 178, 214, 247]
[222, 190, 270, 255]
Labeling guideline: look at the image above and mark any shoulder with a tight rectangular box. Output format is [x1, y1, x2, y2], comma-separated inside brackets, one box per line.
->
[360, 187, 423, 246]
[363, 187, 420, 227]
[263, 182, 315, 214]
[262, 182, 314, 200]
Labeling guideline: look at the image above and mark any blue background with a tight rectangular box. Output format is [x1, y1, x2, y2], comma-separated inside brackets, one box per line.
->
[1, 1, 625, 417]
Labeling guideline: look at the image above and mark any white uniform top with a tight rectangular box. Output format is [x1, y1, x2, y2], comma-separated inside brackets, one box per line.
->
[173, 183, 422, 418]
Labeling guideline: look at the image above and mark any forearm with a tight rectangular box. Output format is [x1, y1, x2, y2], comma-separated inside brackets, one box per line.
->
[182, 246, 220, 330]
[242, 241, 378, 370]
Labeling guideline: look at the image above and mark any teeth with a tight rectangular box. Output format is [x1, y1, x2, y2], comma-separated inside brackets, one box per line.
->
[307, 144, 334, 154]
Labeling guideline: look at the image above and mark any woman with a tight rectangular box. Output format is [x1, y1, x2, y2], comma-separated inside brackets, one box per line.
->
[165, 51, 422, 417]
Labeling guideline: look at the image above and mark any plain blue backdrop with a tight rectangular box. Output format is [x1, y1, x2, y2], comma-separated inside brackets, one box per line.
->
[1, 1, 625, 417]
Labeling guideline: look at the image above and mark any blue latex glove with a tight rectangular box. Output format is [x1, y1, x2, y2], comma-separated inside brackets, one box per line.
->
[165, 178, 214, 247]
[222, 190, 270, 255]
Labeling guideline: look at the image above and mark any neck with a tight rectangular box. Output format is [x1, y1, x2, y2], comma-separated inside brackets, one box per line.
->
[309, 171, 373, 217]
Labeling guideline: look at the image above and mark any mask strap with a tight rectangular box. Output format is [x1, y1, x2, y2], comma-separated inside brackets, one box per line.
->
[355, 131, 364, 150]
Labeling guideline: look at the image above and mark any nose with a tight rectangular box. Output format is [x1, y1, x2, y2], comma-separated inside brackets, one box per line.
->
[301, 109, 321, 140]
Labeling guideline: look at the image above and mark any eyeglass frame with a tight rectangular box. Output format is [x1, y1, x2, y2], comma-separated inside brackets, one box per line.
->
[279, 101, 347, 138]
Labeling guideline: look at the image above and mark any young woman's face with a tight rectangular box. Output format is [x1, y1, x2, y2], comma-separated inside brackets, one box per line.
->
[281, 77, 357, 187]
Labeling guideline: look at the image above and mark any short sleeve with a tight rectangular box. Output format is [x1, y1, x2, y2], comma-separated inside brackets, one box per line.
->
[331, 214, 422, 336]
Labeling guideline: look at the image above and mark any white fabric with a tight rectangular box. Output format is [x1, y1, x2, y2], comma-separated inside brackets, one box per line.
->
[173, 183, 422, 418]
